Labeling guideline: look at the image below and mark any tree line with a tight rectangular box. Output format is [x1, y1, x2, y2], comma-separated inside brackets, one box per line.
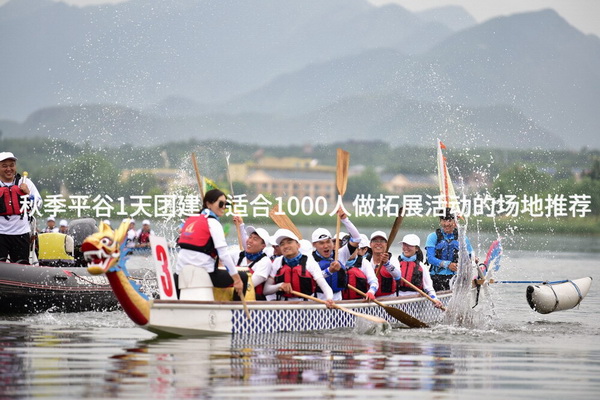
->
[3, 137, 599, 217]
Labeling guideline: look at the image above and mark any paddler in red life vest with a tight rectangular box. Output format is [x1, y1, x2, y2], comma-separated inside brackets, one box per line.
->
[368, 230, 402, 298]
[311, 208, 363, 301]
[342, 233, 379, 301]
[135, 219, 154, 248]
[174, 189, 247, 300]
[263, 229, 335, 308]
[397, 234, 443, 309]
[233, 224, 273, 301]
[0, 152, 42, 264]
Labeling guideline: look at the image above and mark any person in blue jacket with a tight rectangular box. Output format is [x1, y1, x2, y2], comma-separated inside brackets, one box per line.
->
[425, 209, 473, 291]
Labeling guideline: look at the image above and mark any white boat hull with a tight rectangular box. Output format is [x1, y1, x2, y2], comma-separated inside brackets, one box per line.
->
[143, 292, 451, 336]
[526, 277, 592, 314]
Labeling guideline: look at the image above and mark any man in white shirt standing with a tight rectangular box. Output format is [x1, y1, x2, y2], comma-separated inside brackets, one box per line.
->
[0, 152, 42, 264]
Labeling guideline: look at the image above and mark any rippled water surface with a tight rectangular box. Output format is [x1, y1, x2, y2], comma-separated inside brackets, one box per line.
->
[1, 243, 598, 399]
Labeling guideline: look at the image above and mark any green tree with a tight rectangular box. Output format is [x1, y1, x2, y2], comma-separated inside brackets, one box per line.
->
[61, 154, 122, 196]
[346, 167, 387, 200]
[491, 164, 552, 196]
[123, 171, 162, 196]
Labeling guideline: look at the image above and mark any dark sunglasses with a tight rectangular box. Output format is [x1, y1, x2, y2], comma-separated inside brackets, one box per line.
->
[218, 200, 232, 208]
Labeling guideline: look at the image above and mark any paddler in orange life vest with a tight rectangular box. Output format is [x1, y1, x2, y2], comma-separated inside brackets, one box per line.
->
[368, 230, 402, 298]
[232, 222, 273, 301]
[341, 233, 379, 300]
[397, 234, 443, 309]
[0, 152, 42, 264]
[263, 229, 335, 308]
[311, 208, 364, 301]
[174, 189, 248, 300]
[135, 219, 154, 248]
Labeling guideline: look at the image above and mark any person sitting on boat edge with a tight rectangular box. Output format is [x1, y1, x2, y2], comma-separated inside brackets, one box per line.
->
[233, 221, 273, 301]
[311, 208, 362, 301]
[123, 218, 136, 248]
[263, 229, 334, 308]
[341, 233, 379, 301]
[398, 234, 443, 309]
[368, 230, 402, 298]
[135, 219, 154, 248]
[0, 152, 42, 264]
[173, 189, 248, 300]
[425, 208, 474, 291]
[42, 216, 58, 233]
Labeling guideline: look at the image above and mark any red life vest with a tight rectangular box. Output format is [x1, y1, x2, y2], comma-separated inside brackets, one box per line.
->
[342, 265, 368, 300]
[375, 264, 397, 297]
[398, 260, 424, 291]
[177, 214, 216, 257]
[274, 255, 316, 298]
[0, 185, 26, 216]
[237, 251, 267, 300]
[138, 230, 151, 244]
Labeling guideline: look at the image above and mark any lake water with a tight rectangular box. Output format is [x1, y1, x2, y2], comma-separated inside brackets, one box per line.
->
[1, 230, 599, 399]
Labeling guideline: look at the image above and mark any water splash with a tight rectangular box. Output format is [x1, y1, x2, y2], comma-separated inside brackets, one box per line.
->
[442, 220, 494, 328]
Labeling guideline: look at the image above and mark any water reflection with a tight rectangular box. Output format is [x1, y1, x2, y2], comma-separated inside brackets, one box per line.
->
[1, 318, 599, 399]
[98, 332, 460, 397]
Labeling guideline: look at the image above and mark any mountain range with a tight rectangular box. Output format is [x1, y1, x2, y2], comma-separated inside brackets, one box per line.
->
[0, 0, 598, 150]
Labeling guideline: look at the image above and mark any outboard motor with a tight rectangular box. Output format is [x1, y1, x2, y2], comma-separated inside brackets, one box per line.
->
[68, 218, 98, 267]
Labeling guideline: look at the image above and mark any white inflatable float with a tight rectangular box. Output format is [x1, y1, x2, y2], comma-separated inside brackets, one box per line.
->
[526, 277, 593, 314]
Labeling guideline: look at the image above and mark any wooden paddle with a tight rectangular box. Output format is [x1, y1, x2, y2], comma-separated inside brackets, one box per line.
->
[399, 278, 446, 311]
[190, 153, 204, 200]
[347, 285, 429, 328]
[224, 152, 243, 251]
[269, 204, 303, 239]
[374, 209, 403, 273]
[290, 290, 387, 325]
[334, 148, 350, 260]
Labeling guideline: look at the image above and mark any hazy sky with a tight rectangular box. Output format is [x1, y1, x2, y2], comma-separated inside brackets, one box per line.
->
[1, 0, 598, 36]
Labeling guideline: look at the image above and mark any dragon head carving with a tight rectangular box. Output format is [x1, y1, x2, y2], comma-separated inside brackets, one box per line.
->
[82, 219, 130, 275]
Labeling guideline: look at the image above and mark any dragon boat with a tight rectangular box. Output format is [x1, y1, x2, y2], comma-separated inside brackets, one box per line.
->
[0, 218, 154, 314]
[82, 220, 450, 337]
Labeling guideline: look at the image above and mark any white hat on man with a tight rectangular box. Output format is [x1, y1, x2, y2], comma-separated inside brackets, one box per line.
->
[272, 229, 300, 246]
[0, 152, 17, 162]
[245, 226, 271, 246]
[370, 230, 388, 241]
[311, 228, 332, 243]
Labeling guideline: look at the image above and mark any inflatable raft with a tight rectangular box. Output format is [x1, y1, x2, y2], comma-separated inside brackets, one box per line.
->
[526, 277, 593, 314]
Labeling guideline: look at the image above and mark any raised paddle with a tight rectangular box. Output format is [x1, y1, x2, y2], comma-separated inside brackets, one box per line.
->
[224, 152, 243, 251]
[399, 277, 446, 311]
[374, 209, 403, 271]
[334, 148, 350, 260]
[290, 290, 387, 325]
[190, 153, 204, 200]
[269, 204, 303, 239]
[386, 211, 403, 250]
[347, 285, 429, 328]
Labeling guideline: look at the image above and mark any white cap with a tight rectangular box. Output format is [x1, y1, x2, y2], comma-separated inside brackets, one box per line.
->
[142, 219, 151, 225]
[47, 216, 55, 222]
[370, 230, 388, 241]
[311, 227, 332, 243]
[273, 229, 300, 246]
[59, 219, 68, 227]
[0, 152, 17, 162]
[103, 219, 111, 226]
[358, 234, 369, 248]
[299, 239, 313, 255]
[123, 217, 135, 224]
[401, 234, 420, 247]
[246, 226, 271, 246]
